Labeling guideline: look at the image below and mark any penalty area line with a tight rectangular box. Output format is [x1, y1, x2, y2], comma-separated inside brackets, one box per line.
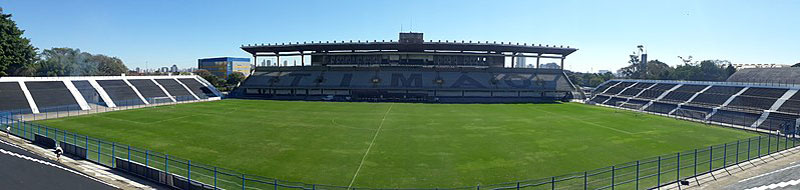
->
[347, 103, 394, 189]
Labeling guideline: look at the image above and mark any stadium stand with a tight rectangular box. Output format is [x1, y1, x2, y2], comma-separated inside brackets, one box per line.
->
[237, 67, 577, 103]
[24, 81, 81, 112]
[235, 32, 580, 103]
[97, 80, 145, 106]
[0, 82, 32, 113]
[155, 79, 197, 101]
[688, 86, 743, 107]
[591, 79, 800, 134]
[72, 80, 104, 106]
[0, 76, 220, 114]
[128, 79, 171, 104]
[177, 78, 218, 98]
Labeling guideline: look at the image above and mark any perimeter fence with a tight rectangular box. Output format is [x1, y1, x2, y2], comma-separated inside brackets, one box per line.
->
[1, 110, 798, 190]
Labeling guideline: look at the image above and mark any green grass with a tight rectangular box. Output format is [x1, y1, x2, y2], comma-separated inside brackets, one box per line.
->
[34, 99, 758, 188]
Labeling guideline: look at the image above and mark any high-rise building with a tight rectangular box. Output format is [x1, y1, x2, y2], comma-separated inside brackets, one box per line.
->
[198, 57, 252, 79]
[516, 57, 526, 68]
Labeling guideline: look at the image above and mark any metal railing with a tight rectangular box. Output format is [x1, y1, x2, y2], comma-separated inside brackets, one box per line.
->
[2, 109, 797, 190]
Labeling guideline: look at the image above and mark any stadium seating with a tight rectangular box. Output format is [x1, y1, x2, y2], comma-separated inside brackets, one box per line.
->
[178, 78, 217, 98]
[0, 76, 220, 114]
[591, 79, 800, 133]
[688, 86, 743, 107]
[97, 80, 146, 106]
[25, 81, 81, 112]
[660, 85, 708, 103]
[0, 82, 32, 113]
[72, 80, 104, 106]
[236, 66, 578, 103]
[636, 83, 677, 99]
[128, 79, 172, 104]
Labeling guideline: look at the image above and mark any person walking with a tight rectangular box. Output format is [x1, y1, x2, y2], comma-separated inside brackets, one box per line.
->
[54, 145, 63, 161]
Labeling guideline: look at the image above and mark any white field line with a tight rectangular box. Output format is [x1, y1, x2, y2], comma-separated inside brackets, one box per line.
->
[738, 163, 800, 183]
[0, 140, 119, 189]
[525, 105, 643, 135]
[347, 103, 394, 189]
[745, 178, 800, 190]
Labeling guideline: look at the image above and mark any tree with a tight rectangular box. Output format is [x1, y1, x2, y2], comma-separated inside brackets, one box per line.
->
[92, 55, 127, 75]
[725, 64, 737, 78]
[793, 63, 800, 67]
[226, 72, 246, 86]
[0, 8, 38, 76]
[193, 69, 220, 86]
[36, 48, 93, 76]
[617, 52, 644, 79]
[643, 60, 673, 80]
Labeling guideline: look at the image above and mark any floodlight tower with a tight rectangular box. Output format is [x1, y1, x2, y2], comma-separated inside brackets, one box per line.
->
[636, 45, 647, 72]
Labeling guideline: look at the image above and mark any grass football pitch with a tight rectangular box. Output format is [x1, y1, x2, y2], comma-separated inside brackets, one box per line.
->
[35, 99, 757, 188]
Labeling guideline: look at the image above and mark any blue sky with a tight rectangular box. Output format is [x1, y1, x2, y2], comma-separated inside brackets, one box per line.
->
[2, 0, 798, 72]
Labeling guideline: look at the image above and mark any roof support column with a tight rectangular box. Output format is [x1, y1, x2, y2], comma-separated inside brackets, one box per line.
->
[252, 54, 257, 67]
[276, 53, 280, 67]
[511, 52, 516, 68]
[536, 53, 541, 69]
[301, 51, 305, 66]
[560, 57, 565, 70]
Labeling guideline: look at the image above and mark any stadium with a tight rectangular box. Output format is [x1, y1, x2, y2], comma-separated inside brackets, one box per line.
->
[1, 33, 798, 190]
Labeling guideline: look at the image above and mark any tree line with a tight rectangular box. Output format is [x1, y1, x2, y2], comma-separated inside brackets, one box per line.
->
[569, 54, 741, 87]
[0, 8, 127, 77]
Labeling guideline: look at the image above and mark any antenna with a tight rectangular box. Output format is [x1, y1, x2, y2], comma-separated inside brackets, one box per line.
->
[410, 17, 413, 32]
[401, 24, 404, 33]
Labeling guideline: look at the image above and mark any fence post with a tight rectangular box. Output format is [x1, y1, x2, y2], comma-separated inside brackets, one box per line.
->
[736, 140, 740, 163]
[584, 171, 588, 190]
[677, 152, 681, 182]
[657, 156, 662, 189]
[242, 174, 245, 190]
[758, 136, 762, 157]
[165, 154, 169, 174]
[709, 146, 713, 172]
[611, 165, 615, 190]
[187, 160, 191, 183]
[551, 176, 555, 190]
[127, 145, 131, 170]
[636, 160, 640, 190]
[694, 148, 697, 176]
[145, 150, 149, 166]
[214, 167, 217, 190]
[85, 136, 88, 158]
[112, 142, 116, 167]
[517, 182, 520, 190]
[97, 139, 101, 163]
[274, 179, 278, 190]
[748, 138, 752, 160]
[723, 143, 728, 167]
[768, 135, 771, 154]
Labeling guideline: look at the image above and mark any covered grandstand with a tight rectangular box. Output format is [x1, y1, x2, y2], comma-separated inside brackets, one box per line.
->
[0, 75, 221, 114]
[727, 67, 800, 85]
[590, 79, 800, 134]
[235, 32, 582, 102]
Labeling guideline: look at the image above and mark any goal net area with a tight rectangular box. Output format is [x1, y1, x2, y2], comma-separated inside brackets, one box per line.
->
[672, 108, 709, 121]
[615, 101, 644, 110]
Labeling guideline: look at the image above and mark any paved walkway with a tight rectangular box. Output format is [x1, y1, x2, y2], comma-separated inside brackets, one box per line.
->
[661, 145, 800, 190]
[1, 132, 168, 190]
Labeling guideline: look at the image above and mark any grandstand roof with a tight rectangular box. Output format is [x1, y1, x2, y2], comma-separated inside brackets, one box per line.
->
[727, 67, 800, 85]
[241, 33, 577, 56]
